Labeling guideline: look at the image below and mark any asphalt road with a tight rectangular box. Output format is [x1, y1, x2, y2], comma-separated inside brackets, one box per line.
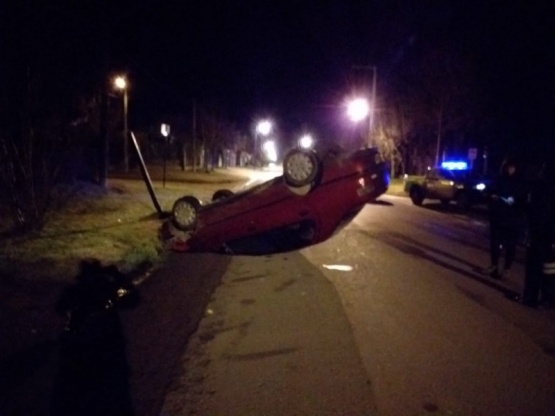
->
[161, 195, 555, 416]
[161, 253, 377, 416]
[3, 176, 554, 416]
[304, 195, 555, 415]
[122, 253, 232, 416]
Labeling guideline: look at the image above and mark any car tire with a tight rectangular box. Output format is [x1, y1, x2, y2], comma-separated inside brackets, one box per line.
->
[455, 192, 470, 210]
[212, 189, 234, 202]
[410, 187, 424, 206]
[172, 196, 201, 231]
[283, 148, 320, 187]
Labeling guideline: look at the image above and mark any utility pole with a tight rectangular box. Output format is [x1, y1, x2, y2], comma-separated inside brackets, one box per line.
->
[114, 75, 129, 171]
[369, 65, 377, 147]
[483, 146, 488, 176]
[435, 100, 444, 167]
[122, 87, 129, 171]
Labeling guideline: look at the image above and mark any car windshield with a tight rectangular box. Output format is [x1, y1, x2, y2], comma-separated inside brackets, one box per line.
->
[447, 170, 469, 180]
[440, 169, 487, 181]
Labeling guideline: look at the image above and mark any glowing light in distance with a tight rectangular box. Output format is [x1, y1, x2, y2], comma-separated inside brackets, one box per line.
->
[441, 161, 468, 170]
[299, 134, 314, 149]
[347, 98, 369, 122]
[114, 76, 127, 90]
[256, 120, 272, 136]
[262, 140, 277, 162]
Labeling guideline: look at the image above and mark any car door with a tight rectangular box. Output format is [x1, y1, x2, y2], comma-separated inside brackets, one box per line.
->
[433, 169, 457, 200]
[424, 169, 442, 199]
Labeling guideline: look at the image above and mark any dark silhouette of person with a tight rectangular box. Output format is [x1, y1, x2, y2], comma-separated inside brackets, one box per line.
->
[522, 161, 555, 307]
[485, 158, 528, 279]
[50, 260, 139, 416]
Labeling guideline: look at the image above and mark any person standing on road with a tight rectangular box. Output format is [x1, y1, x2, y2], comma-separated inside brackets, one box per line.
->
[484, 158, 528, 279]
[522, 160, 555, 307]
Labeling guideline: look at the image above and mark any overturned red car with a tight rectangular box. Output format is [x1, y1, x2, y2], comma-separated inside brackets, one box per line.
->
[167, 146, 389, 255]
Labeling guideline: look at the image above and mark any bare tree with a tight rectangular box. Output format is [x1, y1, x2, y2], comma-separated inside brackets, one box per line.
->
[385, 37, 484, 173]
[197, 104, 240, 170]
[0, 81, 77, 231]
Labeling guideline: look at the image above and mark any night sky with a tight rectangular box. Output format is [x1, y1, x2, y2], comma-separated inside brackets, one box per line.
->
[2, 1, 554, 156]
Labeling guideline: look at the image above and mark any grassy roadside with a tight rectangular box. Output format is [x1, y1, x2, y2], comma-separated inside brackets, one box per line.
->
[0, 174, 406, 284]
[1, 181, 164, 283]
[0, 168, 244, 283]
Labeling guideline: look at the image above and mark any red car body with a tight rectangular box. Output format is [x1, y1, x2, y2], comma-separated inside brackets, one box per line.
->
[170, 147, 389, 255]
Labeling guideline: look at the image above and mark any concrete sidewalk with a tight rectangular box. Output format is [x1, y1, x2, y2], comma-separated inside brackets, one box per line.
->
[161, 253, 377, 416]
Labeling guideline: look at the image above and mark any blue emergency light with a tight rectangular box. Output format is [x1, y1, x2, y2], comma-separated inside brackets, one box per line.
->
[441, 161, 468, 170]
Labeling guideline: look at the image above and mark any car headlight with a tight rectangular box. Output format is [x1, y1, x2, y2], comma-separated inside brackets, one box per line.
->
[474, 183, 486, 191]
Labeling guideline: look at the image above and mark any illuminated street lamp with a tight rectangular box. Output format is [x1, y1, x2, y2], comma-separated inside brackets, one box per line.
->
[262, 140, 277, 162]
[256, 120, 272, 136]
[114, 75, 129, 171]
[114, 75, 126, 90]
[347, 97, 372, 148]
[299, 134, 314, 149]
[347, 98, 369, 122]
[255, 119, 272, 167]
[161, 123, 170, 188]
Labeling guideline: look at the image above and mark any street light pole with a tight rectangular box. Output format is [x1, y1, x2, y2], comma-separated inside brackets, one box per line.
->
[255, 120, 272, 168]
[369, 65, 377, 147]
[114, 75, 129, 172]
[347, 98, 370, 149]
[192, 99, 197, 172]
[435, 101, 444, 167]
[353, 65, 377, 147]
[254, 131, 259, 168]
[161, 123, 170, 188]
[123, 87, 128, 171]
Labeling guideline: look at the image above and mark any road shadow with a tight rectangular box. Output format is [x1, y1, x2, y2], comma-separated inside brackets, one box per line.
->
[368, 199, 394, 206]
[417, 201, 489, 221]
[411, 203, 527, 263]
[50, 260, 140, 416]
[370, 230, 521, 300]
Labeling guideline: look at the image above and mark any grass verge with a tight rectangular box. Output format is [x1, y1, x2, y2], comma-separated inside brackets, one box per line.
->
[0, 180, 182, 283]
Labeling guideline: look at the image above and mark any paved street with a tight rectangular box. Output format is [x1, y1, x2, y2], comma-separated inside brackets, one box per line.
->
[161, 194, 555, 416]
[3, 169, 554, 416]
[162, 254, 377, 416]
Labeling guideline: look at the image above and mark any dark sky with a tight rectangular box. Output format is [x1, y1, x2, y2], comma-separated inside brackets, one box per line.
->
[3, 1, 555, 153]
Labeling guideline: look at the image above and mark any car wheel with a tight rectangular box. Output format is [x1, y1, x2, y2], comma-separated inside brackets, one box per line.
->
[172, 196, 201, 231]
[283, 148, 320, 187]
[455, 192, 470, 210]
[212, 189, 234, 202]
[410, 187, 424, 206]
